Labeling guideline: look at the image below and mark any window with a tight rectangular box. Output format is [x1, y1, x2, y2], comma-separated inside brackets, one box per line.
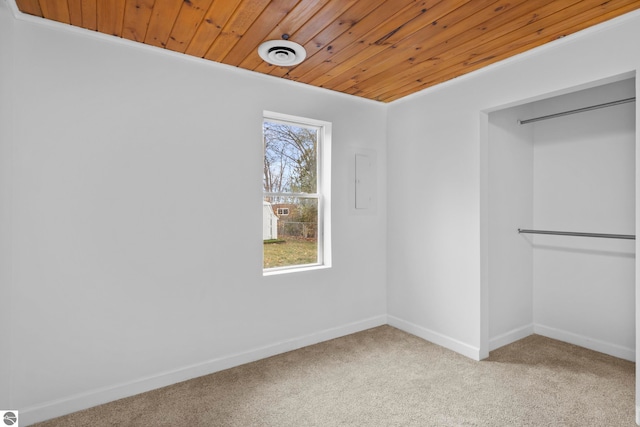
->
[263, 112, 331, 273]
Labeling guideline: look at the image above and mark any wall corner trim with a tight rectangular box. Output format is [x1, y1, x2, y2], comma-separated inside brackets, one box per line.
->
[2, 0, 21, 18]
[489, 324, 535, 352]
[387, 315, 482, 361]
[534, 324, 635, 362]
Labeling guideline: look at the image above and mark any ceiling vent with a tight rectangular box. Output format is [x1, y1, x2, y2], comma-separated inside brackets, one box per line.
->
[258, 39, 306, 67]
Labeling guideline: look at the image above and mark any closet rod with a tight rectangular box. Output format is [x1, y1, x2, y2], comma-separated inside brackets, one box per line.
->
[518, 97, 636, 125]
[518, 228, 635, 240]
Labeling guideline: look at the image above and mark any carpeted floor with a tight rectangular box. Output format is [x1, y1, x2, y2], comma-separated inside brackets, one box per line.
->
[33, 325, 636, 426]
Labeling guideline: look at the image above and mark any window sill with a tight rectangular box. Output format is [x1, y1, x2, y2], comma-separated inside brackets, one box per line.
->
[263, 264, 331, 276]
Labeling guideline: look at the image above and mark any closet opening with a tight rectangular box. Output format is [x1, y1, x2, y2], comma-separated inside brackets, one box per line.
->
[482, 76, 636, 362]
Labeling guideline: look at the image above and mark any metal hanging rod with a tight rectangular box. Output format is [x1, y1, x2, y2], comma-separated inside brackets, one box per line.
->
[518, 97, 636, 125]
[518, 228, 635, 240]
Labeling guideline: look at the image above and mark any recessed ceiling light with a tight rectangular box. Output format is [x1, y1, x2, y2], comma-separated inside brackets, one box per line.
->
[258, 40, 306, 67]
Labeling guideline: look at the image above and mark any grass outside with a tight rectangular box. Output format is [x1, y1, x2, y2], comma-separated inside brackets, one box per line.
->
[263, 237, 317, 268]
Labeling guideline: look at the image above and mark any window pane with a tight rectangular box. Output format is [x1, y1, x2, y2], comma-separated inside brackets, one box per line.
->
[263, 121, 318, 194]
[263, 112, 329, 273]
[263, 197, 318, 269]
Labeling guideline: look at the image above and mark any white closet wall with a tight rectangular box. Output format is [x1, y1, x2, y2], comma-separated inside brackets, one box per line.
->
[487, 104, 535, 350]
[532, 79, 636, 359]
[488, 79, 636, 360]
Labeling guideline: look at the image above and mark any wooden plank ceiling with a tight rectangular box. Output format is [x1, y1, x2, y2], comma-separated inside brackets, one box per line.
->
[14, 0, 640, 102]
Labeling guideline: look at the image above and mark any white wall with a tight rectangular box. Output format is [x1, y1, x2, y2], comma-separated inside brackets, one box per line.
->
[487, 105, 534, 350]
[531, 80, 635, 359]
[387, 9, 640, 364]
[0, 0, 15, 409]
[0, 3, 387, 424]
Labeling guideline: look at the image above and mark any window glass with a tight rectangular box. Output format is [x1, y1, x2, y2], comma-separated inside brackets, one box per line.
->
[263, 113, 329, 272]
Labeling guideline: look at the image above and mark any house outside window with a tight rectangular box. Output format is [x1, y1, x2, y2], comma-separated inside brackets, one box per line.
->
[263, 112, 331, 273]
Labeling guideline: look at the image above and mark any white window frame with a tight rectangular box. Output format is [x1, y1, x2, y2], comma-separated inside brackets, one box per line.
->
[263, 111, 332, 275]
[277, 208, 289, 216]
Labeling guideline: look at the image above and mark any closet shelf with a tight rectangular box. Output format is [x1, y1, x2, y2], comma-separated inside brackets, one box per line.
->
[517, 228, 635, 240]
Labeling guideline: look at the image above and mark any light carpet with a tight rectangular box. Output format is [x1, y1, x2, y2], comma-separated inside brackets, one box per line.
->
[33, 325, 635, 426]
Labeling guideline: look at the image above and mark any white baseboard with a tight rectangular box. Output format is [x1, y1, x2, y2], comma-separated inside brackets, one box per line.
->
[533, 324, 635, 362]
[488, 323, 635, 362]
[20, 315, 387, 426]
[19, 315, 635, 425]
[387, 315, 482, 361]
[489, 324, 535, 352]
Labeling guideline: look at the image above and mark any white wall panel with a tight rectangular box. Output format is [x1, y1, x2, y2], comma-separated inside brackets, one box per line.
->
[487, 105, 534, 350]
[0, 5, 387, 423]
[532, 80, 635, 359]
[0, 0, 15, 410]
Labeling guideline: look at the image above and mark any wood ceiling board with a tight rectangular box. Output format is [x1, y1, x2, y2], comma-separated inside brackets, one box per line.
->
[121, 0, 155, 43]
[14, 0, 41, 16]
[352, 0, 589, 100]
[184, 0, 243, 58]
[378, 0, 640, 102]
[344, 0, 563, 97]
[283, 0, 418, 82]
[144, 1, 184, 48]
[398, 0, 640, 101]
[339, 0, 538, 93]
[302, 0, 453, 87]
[202, 0, 271, 63]
[80, 0, 97, 31]
[164, 0, 214, 53]
[97, 0, 125, 37]
[13, 0, 640, 102]
[38, 0, 70, 24]
[67, 0, 83, 27]
[316, 0, 490, 91]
